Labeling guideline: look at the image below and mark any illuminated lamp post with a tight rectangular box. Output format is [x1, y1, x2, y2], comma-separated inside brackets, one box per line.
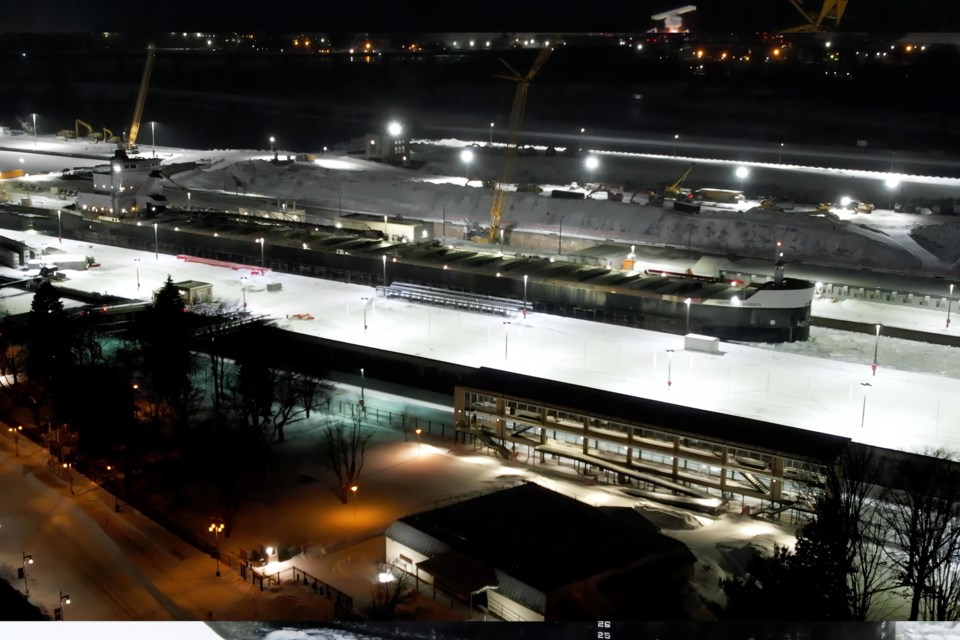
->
[154, 222, 158, 259]
[382, 254, 387, 286]
[55, 590, 70, 620]
[503, 321, 511, 360]
[19, 552, 33, 595]
[460, 148, 474, 185]
[860, 382, 871, 428]
[269, 136, 275, 157]
[584, 155, 599, 187]
[150, 121, 156, 158]
[666, 349, 675, 390]
[415, 427, 422, 455]
[579, 127, 585, 152]
[134, 258, 141, 291]
[361, 297, 369, 333]
[778, 142, 784, 164]
[947, 283, 954, 329]
[57, 209, 62, 244]
[885, 177, 899, 210]
[523, 274, 528, 318]
[63, 462, 73, 494]
[673, 133, 679, 156]
[489, 122, 494, 145]
[350, 484, 358, 518]
[209, 521, 225, 577]
[684, 298, 692, 334]
[8, 425, 22, 457]
[872, 324, 881, 376]
[735, 166, 750, 195]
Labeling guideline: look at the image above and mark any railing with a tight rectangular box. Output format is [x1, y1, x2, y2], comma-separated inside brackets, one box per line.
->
[376, 282, 524, 317]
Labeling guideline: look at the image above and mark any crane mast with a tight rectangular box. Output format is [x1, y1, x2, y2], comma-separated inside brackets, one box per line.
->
[127, 43, 156, 150]
[487, 47, 552, 243]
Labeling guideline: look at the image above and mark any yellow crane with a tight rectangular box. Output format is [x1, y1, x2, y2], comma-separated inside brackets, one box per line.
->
[664, 163, 695, 197]
[485, 46, 552, 243]
[782, 0, 848, 32]
[126, 42, 156, 150]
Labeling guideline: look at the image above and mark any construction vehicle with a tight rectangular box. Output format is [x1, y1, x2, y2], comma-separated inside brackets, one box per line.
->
[480, 46, 553, 243]
[125, 42, 156, 151]
[75, 119, 102, 141]
[103, 127, 122, 144]
[586, 187, 624, 202]
[516, 183, 543, 194]
[782, 0, 848, 32]
[664, 164, 695, 197]
[57, 128, 77, 140]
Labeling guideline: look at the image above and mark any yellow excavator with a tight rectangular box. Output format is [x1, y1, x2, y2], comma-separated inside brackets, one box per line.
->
[782, 0, 848, 32]
[74, 119, 103, 141]
[125, 42, 156, 151]
[664, 163, 695, 197]
[481, 46, 552, 243]
[103, 127, 122, 144]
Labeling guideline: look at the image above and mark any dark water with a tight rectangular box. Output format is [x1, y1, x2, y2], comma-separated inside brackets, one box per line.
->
[2, 44, 957, 155]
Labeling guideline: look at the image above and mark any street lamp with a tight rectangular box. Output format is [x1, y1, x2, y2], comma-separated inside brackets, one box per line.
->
[523, 274, 528, 318]
[8, 425, 22, 457]
[499, 228, 505, 253]
[503, 321, 511, 360]
[240, 276, 247, 310]
[56, 590, 71, 621]
[872, 323, 881, 376]
[382, 254, 387, 285]
[774, 240, 783, 262]
[19, 552, 33, 596]
[361, 297, 369, 333]
[489, 122, 494, 145]
[383, 214, 389, 240]
[947, 283, 955, 329]
[735, 166, 750, 194]
[415, 427, 422, 455]
[32, 113, 37, 146]
[112, 163, 121, 215]
[106, 464, 120, 512]
[257, 237, 265, 268]
[57, 209, 62, 244]
[778, 142, 784, 164]
[684, 298, 692, 334]
[63, 462, 73, 494]
[133, 258, 141, 291]
[578, 127, 586, 152]
[885, 177, 899, 210]
[673, 133, 679, 156]
[360, 367, 365, 406]
[387, 121, 402, 137]
[584, 155, 599, 185]
[153, 222, 158, 259]
[860, 382, 872, 428]
[150, 121, 156, 158]
[208, 521, 225, 577]
[666, 349, 676, 390]
[350, 484, 359, 518]
[460, 148, 474, 185]
[269, 136, 275, 156]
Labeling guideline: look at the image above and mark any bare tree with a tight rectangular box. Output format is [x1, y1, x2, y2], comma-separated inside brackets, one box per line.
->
[366, 560, 419, 620]
[318, 405, 372, 504]
[880, 448, 960, 620]
[922, 551, 960, 621]
[851, 515, 897, 621]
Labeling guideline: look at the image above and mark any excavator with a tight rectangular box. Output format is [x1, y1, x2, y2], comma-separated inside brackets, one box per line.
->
[479, 46, 552, 243]
[102, 127, 122, 144]
[72, 119, 102, 141]
[586, 186, 624, 202]
[125, 42, 156, 152]
[631, 163, 694, 206]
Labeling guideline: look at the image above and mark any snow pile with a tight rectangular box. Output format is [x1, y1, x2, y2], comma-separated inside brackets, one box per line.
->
[900, 623, 960, 640]
[633, 502, 703, 531]
[171, 155, 934, 272]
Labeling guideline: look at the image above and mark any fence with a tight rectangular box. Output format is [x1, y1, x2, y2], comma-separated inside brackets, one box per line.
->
[331, 399, 468, 445]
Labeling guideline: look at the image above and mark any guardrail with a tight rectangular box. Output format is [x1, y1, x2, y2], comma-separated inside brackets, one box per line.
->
[376, 282, 524, 316]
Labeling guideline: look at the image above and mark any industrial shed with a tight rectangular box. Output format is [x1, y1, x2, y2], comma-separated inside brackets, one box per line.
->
[384, 483, 695, 621]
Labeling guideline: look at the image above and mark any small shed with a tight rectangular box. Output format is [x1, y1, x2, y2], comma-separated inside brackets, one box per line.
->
[173, 280, 213, 305]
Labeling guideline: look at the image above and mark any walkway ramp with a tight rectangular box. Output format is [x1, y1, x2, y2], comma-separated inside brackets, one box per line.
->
[739, 470, 769, 494]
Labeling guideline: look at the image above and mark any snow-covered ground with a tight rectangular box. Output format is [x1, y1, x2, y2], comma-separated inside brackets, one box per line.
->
[2, 136, 960, 622]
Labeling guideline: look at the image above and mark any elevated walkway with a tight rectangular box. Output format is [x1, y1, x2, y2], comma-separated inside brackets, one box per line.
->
[536, 441, 713, 499]
[377, 282, 524, 316]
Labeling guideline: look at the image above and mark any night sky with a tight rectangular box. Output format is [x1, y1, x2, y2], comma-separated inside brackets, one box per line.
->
[5, 0, 959, 33]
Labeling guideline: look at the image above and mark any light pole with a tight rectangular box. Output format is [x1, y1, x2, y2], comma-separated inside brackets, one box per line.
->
[269, 135, 275, 157]
[56, 590, 70, 621]
[350, 484, 358, 518]
[947, 283, 954, 329]
[57, 209, 62, 244]
[579, 127, 585, 152]
[134, 258, 141, 291]
[106, 465, 120, 512]
[153, 222, 158, 259]
[460, 148, 474, 185]
[489, 122, 494, 145]
[774, 240, 783, 263]
[383, 214, 388, 240]
[208, 521, 225, 577]
[666, 349, 675, 390]
[499, 228, 504, 253]
[361, 297, 369, 333]
[387, 121, 402, 137]
[257, 237, 265, 268]
[860, 382, 872, 428]
[735, 166, 749, 195]
[684, 298, 692, 334]
[885, 177, 899, 210]
[360, 367, 365, 406]
[523, 274, 528, 318]
[112, 163, 121, 216]
[150, 121, 156, 158]
[8, 425, 22, 457]
[872, 323, 881, 376]
[558, 216, 563, 255]
[186, 190, 191, 210]
[584, 155, 599, 187]
[778, 142, 784, 164]
[32, 113, 37, 146]
[415, 427, 422, 455]
[240, 276, 247, 310]
[673, 133, 679, 156]
[19, 552, 33, 596]
[382, 254, 387, 285]
[503, 321, 511, 360]
[63, 462, 73, 494]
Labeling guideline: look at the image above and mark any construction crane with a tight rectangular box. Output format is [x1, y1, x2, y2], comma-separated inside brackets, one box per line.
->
[664, 163, 695, 197]
[484, 46, 552, 243]
[782, 0, 848, 32]
[126, 42, 156, 151]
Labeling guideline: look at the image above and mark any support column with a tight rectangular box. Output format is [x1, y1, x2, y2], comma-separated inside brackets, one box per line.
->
[771, 456, 784, 501]
[719, 446, 728, 492]
[672, 437, 680, 480]
[626, 426, 634, 465]
[582, 418, 590, 454]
